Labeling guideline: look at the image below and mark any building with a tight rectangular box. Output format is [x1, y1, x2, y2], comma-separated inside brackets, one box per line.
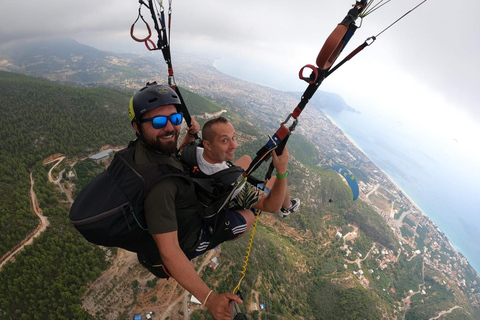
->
[210, 257, 219, 269]
[90, 149, 113, 161]
[190, 295, 202, 305]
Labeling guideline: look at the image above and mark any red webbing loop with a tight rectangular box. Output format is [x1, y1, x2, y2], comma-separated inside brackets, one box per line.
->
[291, 107, 302, 119]
[344, 42, 366, 60]
[299, 64, 319, 84]
[144, 38, 156, 50]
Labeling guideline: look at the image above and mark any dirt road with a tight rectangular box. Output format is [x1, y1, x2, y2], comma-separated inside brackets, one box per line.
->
[159, 249, 216, 320]
[0, 155, 65, 270]
[45, 156, 75, 203]
[429, 306, 462, 320]
[0, 172, 50, 271]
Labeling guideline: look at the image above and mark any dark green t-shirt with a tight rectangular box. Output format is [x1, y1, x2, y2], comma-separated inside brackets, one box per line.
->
[134, 142, 203, 253]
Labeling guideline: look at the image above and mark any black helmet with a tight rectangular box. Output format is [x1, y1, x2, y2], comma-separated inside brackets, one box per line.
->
[128, 82, 181, 123]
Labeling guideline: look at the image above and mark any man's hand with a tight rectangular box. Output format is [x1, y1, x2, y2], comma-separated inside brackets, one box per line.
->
[271, 146, 289, 175]
[179, 117, 200, 149]
[187, 117, 200, 137]
[205, 292, 242, 320]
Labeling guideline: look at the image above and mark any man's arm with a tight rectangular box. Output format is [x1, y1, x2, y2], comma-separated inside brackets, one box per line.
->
[253, 148, 290, 213]
[153, 232, 241, 320]
[179, 117, 200, 148]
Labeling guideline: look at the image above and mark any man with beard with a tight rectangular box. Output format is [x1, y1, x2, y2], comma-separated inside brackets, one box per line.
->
[129, 83, 290, 320]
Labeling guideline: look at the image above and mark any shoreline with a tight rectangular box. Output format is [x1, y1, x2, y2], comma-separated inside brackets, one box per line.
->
[324, 113, 424, 213]
[323, 113, 476, 271]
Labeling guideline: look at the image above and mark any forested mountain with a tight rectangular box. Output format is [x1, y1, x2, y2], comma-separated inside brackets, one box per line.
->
[1, 38, 479, 320]
[0, 71, 135, 319]
[0, 71, 131, 255]
[0, 70, 383, 319]
[0, 38, 159, 88]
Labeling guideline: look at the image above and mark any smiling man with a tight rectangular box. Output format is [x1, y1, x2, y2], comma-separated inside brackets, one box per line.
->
[199, 116, 300, 217]
[128, 84, 296, 320]
[129, 83, 252, 320]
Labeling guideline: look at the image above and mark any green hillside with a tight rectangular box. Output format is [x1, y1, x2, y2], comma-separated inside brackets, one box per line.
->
[0, 71, 134, 319]
[1, 70, 474, 320]
[179, 87, 224, 116]
[0, 71, 132, 257]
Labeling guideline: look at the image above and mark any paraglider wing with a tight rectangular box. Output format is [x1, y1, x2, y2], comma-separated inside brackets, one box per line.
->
[330, 165, 359, 201]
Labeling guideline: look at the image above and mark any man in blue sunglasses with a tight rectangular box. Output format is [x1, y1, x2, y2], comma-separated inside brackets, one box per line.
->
[128, 83, 290, 320]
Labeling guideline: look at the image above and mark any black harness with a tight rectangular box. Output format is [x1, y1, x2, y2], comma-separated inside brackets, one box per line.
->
[180, 142, 245, 207]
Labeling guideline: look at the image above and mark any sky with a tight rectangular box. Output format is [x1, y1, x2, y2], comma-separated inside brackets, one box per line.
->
[1, 0, 479, 135]
[1, 1, 480, 268]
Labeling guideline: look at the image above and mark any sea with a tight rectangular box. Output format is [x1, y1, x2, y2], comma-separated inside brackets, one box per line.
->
[214, 58, 480, 276]
[320, 103, 480, 276]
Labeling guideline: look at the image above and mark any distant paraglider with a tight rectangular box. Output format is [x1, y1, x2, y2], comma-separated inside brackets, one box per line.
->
[330, 165, 359, 201]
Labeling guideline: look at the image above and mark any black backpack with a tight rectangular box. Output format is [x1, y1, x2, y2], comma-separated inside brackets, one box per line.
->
[69, 140, 190, 254]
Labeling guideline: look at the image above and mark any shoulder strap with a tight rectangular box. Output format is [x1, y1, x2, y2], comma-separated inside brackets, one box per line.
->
[113, 140, 191, 192]
[207, 165, 244, 187]
[180, 142, 199, 168]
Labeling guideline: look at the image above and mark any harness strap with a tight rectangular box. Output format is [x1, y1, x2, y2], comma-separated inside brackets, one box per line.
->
[243, 2, 368, 181]
[316, 0, 367, 70]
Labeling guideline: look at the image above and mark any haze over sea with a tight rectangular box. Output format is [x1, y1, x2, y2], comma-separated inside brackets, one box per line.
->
[215, 59, 480, 275]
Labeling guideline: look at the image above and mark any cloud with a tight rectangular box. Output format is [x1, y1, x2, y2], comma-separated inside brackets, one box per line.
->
[1, 0, 479, 123]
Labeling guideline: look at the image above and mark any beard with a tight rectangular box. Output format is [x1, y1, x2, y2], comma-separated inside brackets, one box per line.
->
[144, 130, 180, 153]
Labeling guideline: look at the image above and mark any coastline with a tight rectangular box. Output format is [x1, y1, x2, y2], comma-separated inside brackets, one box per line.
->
[325, 113, 424, 212]
[323, 113, 470, 262]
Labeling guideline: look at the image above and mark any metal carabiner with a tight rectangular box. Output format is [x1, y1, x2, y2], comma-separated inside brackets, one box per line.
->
[280, 113, 298, 132]
[365, 36, 376, 46]
[281, 113, 292, 126]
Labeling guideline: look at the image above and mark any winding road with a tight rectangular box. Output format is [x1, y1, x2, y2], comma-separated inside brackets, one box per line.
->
[429, 306, 462, 320]
[0, 172, 50, 271]
[0, 156, 67, 271]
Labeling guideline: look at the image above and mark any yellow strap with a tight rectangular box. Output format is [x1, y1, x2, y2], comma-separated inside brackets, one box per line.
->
[232, 211, 260, 295]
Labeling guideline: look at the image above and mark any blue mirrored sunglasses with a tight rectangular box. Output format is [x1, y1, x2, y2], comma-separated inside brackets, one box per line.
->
[140, 113, 183, 129]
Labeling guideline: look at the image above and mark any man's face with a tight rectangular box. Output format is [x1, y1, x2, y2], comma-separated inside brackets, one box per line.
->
[137, 105, 181, 153]
[205, 122, 237, 162]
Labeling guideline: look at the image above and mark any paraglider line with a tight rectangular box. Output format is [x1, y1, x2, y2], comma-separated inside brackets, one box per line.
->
[375, 0, 428, 38]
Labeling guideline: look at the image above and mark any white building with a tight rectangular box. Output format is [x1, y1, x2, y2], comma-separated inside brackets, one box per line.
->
[90, 149, 113, 161]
